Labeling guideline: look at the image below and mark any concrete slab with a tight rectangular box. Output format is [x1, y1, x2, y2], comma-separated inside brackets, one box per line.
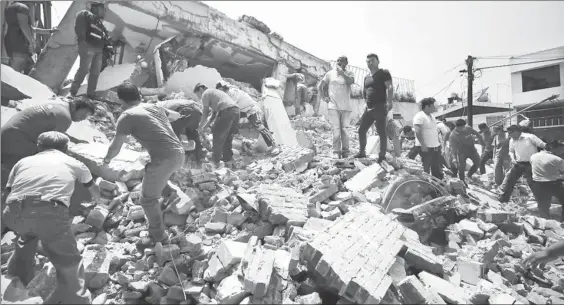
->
[1, 64, 54, 101]
[261, 84, 299, 147]
[60, 63, 138, 96]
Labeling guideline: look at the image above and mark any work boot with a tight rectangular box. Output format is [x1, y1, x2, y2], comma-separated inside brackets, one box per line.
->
[377, 156, 386, 164]
[354, 151, 367, 158]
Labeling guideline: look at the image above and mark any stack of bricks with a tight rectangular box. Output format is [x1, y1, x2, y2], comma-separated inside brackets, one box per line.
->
[271, 145, 314, 173]
[344, 163, 387, 193]
[256, 184, 308, 226]
[301, 204, 440, 304]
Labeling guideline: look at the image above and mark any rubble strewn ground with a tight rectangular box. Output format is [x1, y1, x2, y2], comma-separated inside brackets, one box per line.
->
[2, 86, 564, 305]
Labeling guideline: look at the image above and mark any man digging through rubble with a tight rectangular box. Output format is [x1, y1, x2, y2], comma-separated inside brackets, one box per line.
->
[216, 81, 279, 155]
[68, 2, 113, 100]
[103, 83, 185, 249]
[449, 119, 485, 183]
[412, 97, 444, 179]
[528, 144, 564, 221]
[195, 83, 240, 169]
[318, 56, 355, 159]
[356, 53, 394, 163]
[492, 125, 511, 186]
[3, 131, 102, 304]
[498, 125, 546, 203]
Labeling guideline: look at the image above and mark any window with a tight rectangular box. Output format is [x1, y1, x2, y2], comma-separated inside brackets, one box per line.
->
[521, 65, 561, 92]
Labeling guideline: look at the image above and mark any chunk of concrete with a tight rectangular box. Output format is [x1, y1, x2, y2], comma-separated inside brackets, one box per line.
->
[82, 245, 115, 289]
[216, 275, 249, 304]
[168, 182, 197, 215]
[457, 258, 483, 285]
[404, 247, 443, 275]
[216, 240, 247, 268]
[261, 86, 300, 147]
[60, 63, 138, 96]
[344, 163, 387, 193]
[256, 184, 309, 225]
[243, 247, 275, 298]
[398, 275, 446, 304]
[418, 271, 470, 304]
[1, 64, 54, 100]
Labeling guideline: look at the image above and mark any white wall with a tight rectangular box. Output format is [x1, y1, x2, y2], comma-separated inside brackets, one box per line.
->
[510, 46, 564, 107]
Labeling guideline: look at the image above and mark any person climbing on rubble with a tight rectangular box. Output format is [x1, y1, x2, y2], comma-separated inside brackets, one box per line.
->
[68, 1, 113, 100]
[356, 53, 393, 163]
[2, 131, 101, 304]
[1, 96, 97, 186]
[281, 70, 305, 116]
[498, 124, 546, 203]
[528, 144, 564, 220]
[492, 125, 511, 186]
[195, 83, 240, 169]
[156, 99, 205, 162]
[400, 125, 416, 155]
[449, 119, 485, 182]
[103, 83, 184, 249]
[523, 240, 564, 268]
[318, 56, 355, 158]
[3, 1, 57, 74]
[412, 97, 443, 179]
[216, 81, 279, 155]
[478, 123, 495, 174]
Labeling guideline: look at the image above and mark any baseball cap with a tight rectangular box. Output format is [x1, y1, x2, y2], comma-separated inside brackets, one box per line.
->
[193, 83, 207, 93]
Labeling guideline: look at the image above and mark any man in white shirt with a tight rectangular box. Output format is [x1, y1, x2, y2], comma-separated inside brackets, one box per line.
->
[529, 147, 564, 220]
[318, 56, 355, 158]
[499, 124, 546, 203]
[413, 97, 443, 179]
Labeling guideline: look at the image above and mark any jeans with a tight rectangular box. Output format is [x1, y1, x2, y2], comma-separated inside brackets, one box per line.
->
[171, 112, 203, 160]
[358, 104, 387, 157]
[531, 180, 564, 220]
[456, 147, 481, 181]
[499, 162, 533, 202]
[479, 150, 493, 174]
[212, 107, 240, 163]
[327, 109, 351, 155]
[494, 156, 511, 186]
[421, 146, 443, 180]
[3, 196, 91, 304]
[9, 52, 34, 74]
[408, 146, 421, 160]
[70, 42, 103, 96]
[241, 111, 275, 147]
[140, 152, 185, 242]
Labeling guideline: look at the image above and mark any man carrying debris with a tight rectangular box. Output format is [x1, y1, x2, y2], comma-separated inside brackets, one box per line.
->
[1, 97, 96, 184]
[281, 71, 305, 116]
[68, 1, 113, 99]
[103, 83, 184, 246]
[492, 125, 511, 186]
[528, 146, 564, 220]
[195, 83, 240, 168]
[478, 123, 495, 174]
[157, 99, 204, 162]
[499, 125, 546, 203]
[449, 119, 485, 182]
[412, 97, 443, 179]
[3, 131, 101, 304]
[356, 53, 393, 163]
[216, 81, 278, 154]
[318, 56, 355, 158]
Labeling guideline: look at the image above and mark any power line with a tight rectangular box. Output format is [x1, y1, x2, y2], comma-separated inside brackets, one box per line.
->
[419, 62, 464, 88]
[476, 57, 564, 71]
[432, 77, 457, 98]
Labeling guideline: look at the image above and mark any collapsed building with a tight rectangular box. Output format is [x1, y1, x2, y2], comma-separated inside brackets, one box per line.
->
[2, 1, 564, 305]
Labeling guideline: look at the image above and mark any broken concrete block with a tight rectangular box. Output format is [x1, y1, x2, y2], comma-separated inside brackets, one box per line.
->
[489, 293, 516, 304]
[1, 65, 54, 100]
[216, 240, 246, 268]
[294, 292, 322, 304]
[344, 163, 386, 192]
[243, 246, 275, 298]
[165, 286, 185, 301]
[227, 211, 247, 227]
[404, 247, 443, 275]
[82, 245, 114, 289]
[398, 275, 446, 304]
[256, 184, 309, 225]
[163, 212, 187, 227]
[168, 183, 197, 215]
[418, 271, 470, 304]
[96, 177, 118, 192]
[192, 260, 208, 284]
[67, 142, 148, 182]
[85, 206, 109, 230]
[180, 234, 202, 254]
[204, 255, 227, 283]
[458, 219, 484, 237]
[157, 266, 181, 286]
[309, 184, 338, 203]
[477, 209, 517, 223]
[127, 205, 145, 221]
[457, 258, 483, 285]
[216, 275, 249, 304]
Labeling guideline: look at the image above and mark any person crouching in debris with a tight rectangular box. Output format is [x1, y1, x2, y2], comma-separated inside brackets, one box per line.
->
[3, 131, 101, 304]
[216, 81, 279, 155]
[492, 125, 511, 186]
[157, 99, 205, 162]
[449, 119, 485, 182]
[528, 144, 564, 220]
[68, 1, 113, 99]
[1, 97, 96, 187]
[194, 83, 240, 169]
[103, 83, 185, 247]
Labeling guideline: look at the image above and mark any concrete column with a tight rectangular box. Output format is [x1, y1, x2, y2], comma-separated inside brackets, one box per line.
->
[271, 61, 290, 100]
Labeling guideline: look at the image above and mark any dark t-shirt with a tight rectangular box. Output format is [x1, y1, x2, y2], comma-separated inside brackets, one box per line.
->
[115, 104, 184, 159]
[4, 2, 31, 55]
[364, 69, 392, 108]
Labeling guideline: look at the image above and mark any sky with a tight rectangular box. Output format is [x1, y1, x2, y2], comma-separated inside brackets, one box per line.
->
[51, 1, 564, 105]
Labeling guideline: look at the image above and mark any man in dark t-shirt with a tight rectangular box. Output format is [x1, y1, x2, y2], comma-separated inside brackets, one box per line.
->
[355, 53, 394, 163]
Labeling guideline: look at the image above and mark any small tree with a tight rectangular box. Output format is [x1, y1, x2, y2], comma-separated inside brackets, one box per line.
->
[393, 92, 416, 103]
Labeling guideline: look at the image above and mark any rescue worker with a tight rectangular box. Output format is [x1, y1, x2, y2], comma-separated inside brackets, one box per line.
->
[1, 97, 96, 184]
[3, 1, 57, 74]
[69, 1, 113, 99]
[157, 99, 204, 162]
[443, 121, 458, 176]
[400, 125, 416, 154]
[103, 83, 184, 247]
[529, 147, 564, 220]
[449, 119, 485, 182]
[492, 125, 511, 186]
[523, 240, 564, 269]
[478, 123, 495, 174]
[297, 77, 309, 115]
[194, 83, 240, 169]
[281, 71, 305, 116]
[499, 125, 546, 203]
[216, 81, 278, 154]
[3, 131, 101, 304]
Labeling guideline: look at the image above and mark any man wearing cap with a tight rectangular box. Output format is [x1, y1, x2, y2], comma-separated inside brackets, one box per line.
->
[282, 70, 305, 116]
[499, 124, 546, 203]
[449, 119, 485, 182]
[1, 97, 96, 186]
[318, 56, 355, 158]
[529, 146, 564, 220]
[216, 81, 278, 153]
[3, 131, 101, 304]
[194, 83, 240, 168]
[103, 83, 184, 247]
[68, 1, 113, 99]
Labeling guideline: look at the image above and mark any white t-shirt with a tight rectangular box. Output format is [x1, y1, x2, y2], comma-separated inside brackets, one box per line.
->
[413, 111, 440, 148]
[321, 69, 353, 112]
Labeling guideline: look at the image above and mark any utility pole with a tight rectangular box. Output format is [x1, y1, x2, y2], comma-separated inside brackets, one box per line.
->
[460, 56, 475, 126]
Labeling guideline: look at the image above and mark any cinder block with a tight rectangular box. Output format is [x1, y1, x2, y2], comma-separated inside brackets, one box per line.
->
[457, 258, 483, 285]
[398, 275, 446, 304]
[256, 184, 308, 225]
[309, 184, 338, 204]
[404, 247, 444, 275]
[216, 240, 246, 267]
[344, 163, 386, 192]
[418, 271, 470, 304]
[243, 247, 275, 298]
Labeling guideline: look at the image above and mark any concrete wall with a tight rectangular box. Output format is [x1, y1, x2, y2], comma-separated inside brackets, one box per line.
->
[510, 46, 564, 107]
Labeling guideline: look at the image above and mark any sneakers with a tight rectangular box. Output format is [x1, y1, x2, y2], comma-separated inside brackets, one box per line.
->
[354, 151, 367, 158]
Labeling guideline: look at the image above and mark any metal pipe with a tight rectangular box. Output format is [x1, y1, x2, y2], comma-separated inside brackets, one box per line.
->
[487, 94, 560, 127]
